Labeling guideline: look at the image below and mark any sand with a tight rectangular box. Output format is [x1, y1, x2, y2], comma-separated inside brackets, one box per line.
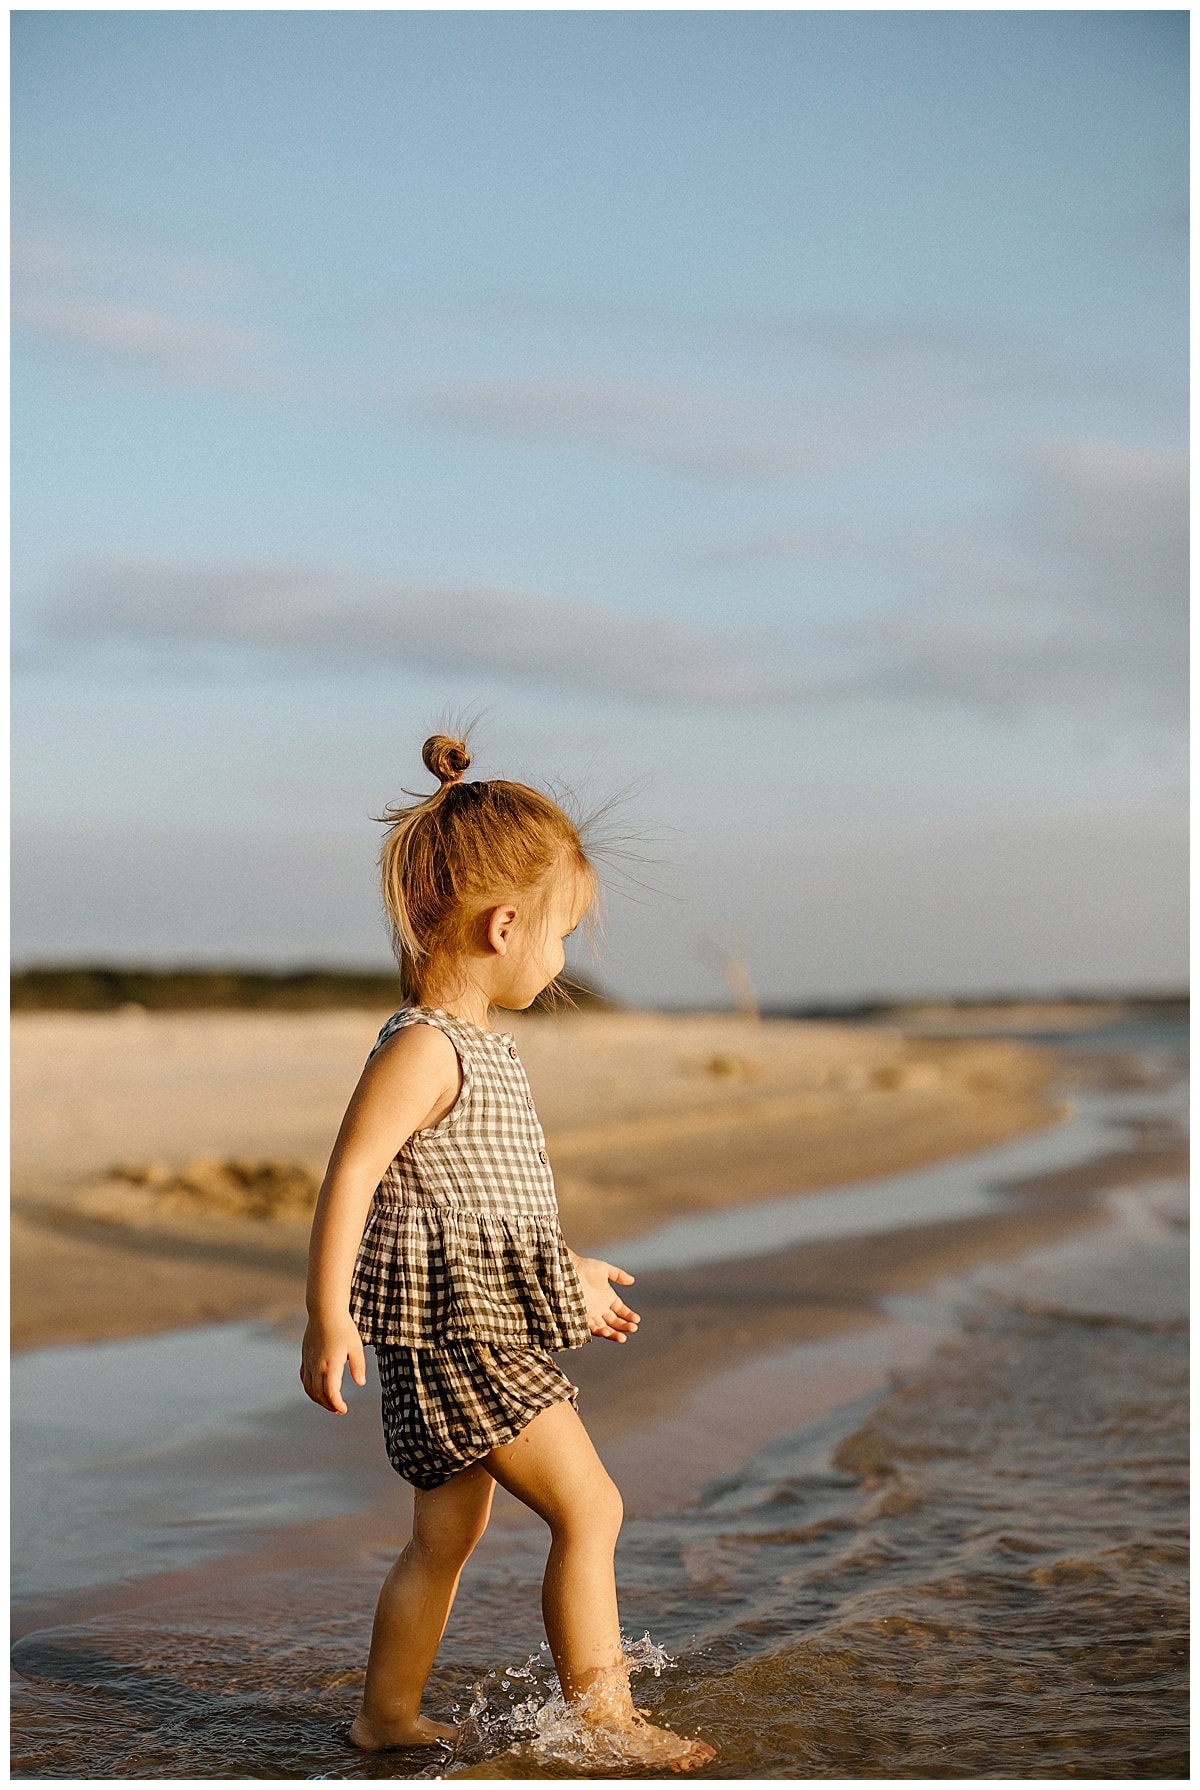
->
[11, 1003, 1188, 1658]
[11, 1006, 1065, 1353]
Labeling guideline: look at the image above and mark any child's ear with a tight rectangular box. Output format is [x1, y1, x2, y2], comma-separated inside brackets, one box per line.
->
[485, 904, 519, 956]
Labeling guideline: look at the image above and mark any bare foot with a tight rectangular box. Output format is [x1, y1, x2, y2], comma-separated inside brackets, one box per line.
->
[581, 1704, 718, 1773]
[626, 1715, 718, 1774]
[348, 1711, 458, 1752]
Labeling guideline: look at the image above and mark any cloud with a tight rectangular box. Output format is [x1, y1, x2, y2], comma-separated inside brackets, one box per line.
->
[41, 559, 815, 706]
[11, 224, 239, 296]
[408, 369, 960, 483]
[409, 375, 812, 480]
[400, 304, 1145, 484]
[14, 215, 1157, 482]
[11, 219, 278, 392]
[36, 433, 1186, 724]
[677, 525, 859, 572]
[14, 296, 277, 386]
[449, 296, 1146, 404]
[1025, 440, 1187, 618]
[824, 439, 1188, 721]
[672, 436, 1186, 723]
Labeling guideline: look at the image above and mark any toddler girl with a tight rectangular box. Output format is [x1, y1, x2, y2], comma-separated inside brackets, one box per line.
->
[301, 733, 716, 1771]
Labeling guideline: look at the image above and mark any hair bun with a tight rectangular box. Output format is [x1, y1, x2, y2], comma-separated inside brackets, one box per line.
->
[422, 734, 472, 787]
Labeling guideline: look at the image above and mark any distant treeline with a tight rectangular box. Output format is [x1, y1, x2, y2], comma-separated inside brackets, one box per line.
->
[10, 967, 1185, 1017]
[10, 964, 616, 1012]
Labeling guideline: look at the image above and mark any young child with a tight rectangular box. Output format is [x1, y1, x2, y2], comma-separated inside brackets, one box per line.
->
[301, 733, 716, 1771]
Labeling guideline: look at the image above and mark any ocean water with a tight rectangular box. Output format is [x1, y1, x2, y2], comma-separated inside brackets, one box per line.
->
[11, 1021, 1188, 1779]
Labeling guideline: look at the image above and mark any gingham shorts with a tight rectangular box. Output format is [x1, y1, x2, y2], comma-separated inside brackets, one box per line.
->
[375, 1340, 580, 1490]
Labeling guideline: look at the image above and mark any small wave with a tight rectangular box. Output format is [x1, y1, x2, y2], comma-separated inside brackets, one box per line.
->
[427, 1632, 690, 1775]
[1003, 1296, 1188, 1334]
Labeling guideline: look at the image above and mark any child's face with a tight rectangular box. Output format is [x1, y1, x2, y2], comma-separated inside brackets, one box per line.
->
[491, 869, 590, 1010]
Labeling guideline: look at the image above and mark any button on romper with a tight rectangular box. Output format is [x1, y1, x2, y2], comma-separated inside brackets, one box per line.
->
[350, 1007, 591, 1490]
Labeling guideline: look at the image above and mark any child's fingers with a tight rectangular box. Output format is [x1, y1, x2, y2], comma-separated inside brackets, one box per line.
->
[349, 1340, 368, 1387]
[603, 1264, 636, 1285]
[594, 1305, 639, 1337]
[300, 1367, 339, 1413]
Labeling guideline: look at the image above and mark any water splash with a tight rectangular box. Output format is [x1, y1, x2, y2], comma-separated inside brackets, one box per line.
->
[437, 1632, 681, 1773]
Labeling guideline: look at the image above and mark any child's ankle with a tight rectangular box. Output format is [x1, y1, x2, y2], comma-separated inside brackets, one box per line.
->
[571, 1670, 635, 1722]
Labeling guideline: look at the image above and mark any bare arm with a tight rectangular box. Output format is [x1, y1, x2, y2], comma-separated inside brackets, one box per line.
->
[300, 1024, 462, 1413]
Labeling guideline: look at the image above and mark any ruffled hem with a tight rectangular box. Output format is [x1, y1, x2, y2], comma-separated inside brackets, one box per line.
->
[350, 1204, 591, 1350]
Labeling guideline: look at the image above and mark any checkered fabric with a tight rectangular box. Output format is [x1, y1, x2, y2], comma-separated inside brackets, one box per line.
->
[349, 1007, 591, 1351]
[375, 1339, 580, 1489]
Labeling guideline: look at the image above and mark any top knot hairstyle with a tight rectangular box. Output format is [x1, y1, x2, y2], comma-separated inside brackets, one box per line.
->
[377, 733, 600, 1004]
[422, 734, 472, 787]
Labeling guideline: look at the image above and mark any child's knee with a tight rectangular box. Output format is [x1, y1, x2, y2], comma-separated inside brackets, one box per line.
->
[410, 1502, 492, 1569]
[408, 1521, 482, 1573]
[602, 1477, 624, 1540]
[411, 1469, 494, 1554]
[555, 1471, 623, 1545]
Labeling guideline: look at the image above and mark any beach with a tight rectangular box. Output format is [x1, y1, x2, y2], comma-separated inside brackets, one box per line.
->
[10, 1006, 1189, 1778]
[12, 1006, 1065, 1352]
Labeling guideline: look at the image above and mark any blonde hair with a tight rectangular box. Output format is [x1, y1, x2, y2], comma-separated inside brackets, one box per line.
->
[377, 733, 600, 1005]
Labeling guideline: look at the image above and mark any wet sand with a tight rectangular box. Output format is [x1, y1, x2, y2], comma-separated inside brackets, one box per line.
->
[12, 1050, 1186, 1645]
[11, 1015, 1188, 1777]
[12, 1007, 1061, 1352]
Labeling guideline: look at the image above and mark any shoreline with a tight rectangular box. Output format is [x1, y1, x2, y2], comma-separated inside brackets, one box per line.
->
[12, 1085, 1186, 1645]
[12, 1015, 1188, 1781]
[10, 1008, 1071, 1353]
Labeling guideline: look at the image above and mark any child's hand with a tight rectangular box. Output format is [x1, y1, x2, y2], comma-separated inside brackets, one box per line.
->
[300, 1313, 367, 1413]
[571, 1255, 641, 1343]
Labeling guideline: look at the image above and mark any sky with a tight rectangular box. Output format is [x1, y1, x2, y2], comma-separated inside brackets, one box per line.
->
[10, 9, 1188, 1005]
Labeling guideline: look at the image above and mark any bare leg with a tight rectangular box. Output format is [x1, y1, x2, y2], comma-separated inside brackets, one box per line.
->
[350, 1462, 496, 1751]
[484, 1400, 717, 1771]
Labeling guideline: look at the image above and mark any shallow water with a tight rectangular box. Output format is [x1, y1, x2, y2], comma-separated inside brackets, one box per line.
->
[11, 1020, 1189, 1778]
[12, 1325, 367, 1602]
[615, 1080, 1181, 1274]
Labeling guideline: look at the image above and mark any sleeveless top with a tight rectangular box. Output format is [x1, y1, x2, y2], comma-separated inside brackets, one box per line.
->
[349, 1007, 591, 1351]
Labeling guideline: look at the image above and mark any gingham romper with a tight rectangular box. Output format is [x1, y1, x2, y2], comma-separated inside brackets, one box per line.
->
[350, 1006, 591, 1490]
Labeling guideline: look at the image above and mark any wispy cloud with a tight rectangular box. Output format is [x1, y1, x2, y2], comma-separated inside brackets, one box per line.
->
[15, 297, 274, 377]
[14, 216, 1165, 479]
[11, 223, 240, 296]
[409, 375, 831, 480]
[35, 433, 1186, 726]
[441, 296, 1152, 402]
[40, 559, 815, 705]
[407, 366, 964, 484]
[821, 439, 1188, 722]
[12, 219, 279, 393]
[671, 436, 1186, 723]
[399, 302, 1154, 484]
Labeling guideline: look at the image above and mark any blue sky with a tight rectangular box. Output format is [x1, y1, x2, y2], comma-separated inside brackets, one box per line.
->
[11, 10, 1188, 1003]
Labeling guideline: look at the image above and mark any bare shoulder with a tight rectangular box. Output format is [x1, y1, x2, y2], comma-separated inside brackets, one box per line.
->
[370, 1017, 462, 1079]
[329, 1019, 464, 1163]
[348, 1019, 464, 1139]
